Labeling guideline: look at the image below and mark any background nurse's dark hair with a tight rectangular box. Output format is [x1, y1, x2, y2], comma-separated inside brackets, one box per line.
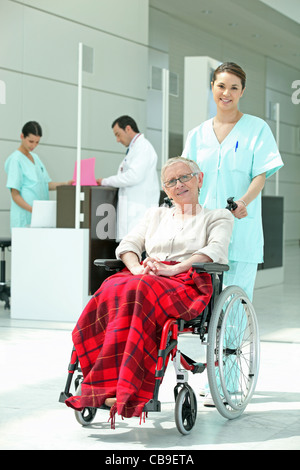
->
[212, 62, 246, 90]
[22, 121, 43, 138]
[111, 115, 140, 133]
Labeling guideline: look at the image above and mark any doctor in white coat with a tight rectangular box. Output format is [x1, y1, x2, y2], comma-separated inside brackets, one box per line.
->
[97, 115, 160, 239]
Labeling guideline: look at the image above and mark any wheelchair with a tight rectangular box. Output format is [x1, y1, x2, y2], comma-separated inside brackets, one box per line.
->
[59, 259, 260, 435]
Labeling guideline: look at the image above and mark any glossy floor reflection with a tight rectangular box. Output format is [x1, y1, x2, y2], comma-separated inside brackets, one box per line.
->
[0, 245, 299, 450]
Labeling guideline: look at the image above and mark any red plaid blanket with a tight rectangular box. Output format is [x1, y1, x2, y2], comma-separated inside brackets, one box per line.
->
[65, 266, 212, 420]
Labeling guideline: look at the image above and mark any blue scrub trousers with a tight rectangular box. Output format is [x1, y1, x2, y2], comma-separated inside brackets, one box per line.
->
[205, 261, 258, 396]
[221, 260, 258, 393]
[223, 260, 258, 301]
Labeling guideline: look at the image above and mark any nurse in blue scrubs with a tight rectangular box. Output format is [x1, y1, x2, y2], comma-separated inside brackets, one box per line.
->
[5, 121, 73, 228]
[182, 62, 283, 301]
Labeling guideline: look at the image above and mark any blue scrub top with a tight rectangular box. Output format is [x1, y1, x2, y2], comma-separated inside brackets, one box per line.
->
[182, 114, 284, 263]
[5, 150, 51, 228]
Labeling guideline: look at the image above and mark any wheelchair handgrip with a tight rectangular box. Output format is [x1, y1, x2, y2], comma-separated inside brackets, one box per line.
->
[226, 197, 238, 211]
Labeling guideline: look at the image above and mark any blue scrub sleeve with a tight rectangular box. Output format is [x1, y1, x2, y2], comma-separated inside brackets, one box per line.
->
[6, 158, 23, 191]
[252, 122, 283, 179]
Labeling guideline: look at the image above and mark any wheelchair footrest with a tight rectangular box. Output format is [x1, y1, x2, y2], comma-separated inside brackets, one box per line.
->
[58, 391, 73, 403]
[143, 399, 161, 412]
[181, 352, 206, 374]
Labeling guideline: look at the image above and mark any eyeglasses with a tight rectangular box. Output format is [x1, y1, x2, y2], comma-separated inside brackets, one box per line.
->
[163, 172, 198, 188]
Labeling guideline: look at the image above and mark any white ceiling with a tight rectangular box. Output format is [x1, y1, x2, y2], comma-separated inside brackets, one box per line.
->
[260, 0, 300, 24]
[149, 0, 300, 69]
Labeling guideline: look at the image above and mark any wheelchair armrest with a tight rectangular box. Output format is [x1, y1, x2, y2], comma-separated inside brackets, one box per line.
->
[94, 260, 228, 273]
[192, 262, 229, 273]
[94, 259, 125, 271]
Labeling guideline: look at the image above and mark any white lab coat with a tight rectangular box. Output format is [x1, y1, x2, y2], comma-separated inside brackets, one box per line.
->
[101, 134, 160, 239]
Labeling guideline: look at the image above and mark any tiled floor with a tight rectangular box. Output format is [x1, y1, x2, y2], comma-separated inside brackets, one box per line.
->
[0, 245, 299, 450]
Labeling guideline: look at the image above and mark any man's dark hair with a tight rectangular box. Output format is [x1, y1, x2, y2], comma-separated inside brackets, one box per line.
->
[111, 115, 139, 133]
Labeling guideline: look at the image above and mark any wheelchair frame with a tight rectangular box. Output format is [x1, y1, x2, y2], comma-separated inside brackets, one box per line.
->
[59, 260, 260, 435]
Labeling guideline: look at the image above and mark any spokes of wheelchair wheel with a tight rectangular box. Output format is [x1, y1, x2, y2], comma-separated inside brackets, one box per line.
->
[220, 298, 257, 409]
[207, 286, 260, 420]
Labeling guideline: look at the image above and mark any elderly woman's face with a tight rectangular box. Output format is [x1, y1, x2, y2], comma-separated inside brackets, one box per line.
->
[163, 162, 203, 205]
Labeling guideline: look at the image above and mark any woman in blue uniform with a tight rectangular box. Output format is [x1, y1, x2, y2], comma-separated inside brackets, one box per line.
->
[182, 62, 283, 301]
[183, 62, 284, 405]
[5, 121, 72, 228]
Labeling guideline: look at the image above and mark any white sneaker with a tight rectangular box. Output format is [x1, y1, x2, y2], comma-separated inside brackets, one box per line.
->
[203, 393, 215, 407]
[199, 389, 215, 407]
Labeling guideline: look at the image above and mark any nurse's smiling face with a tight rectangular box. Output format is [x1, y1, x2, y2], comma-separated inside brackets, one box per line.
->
[211, 72, 245, 110]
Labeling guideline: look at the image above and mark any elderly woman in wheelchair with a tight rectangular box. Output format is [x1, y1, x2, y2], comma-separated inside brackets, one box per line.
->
[61, 157, 260, 434]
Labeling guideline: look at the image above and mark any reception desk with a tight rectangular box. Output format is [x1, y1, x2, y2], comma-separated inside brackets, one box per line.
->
[56, 185, 119, 294]
[11, 228, 90, 322]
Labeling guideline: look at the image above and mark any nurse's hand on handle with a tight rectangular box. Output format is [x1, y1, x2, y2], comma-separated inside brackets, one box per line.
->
[226, 196, 247, 219]
[232, 200, 248, 219]
[226, 172, 266, 220]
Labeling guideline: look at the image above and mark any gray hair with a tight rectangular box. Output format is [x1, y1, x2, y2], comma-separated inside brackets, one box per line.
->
[161, 156, 201, 185]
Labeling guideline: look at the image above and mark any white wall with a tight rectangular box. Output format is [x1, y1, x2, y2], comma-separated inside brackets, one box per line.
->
[264, 58, 300, 243]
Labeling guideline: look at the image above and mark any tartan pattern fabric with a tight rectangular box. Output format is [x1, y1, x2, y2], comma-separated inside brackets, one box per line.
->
[65, 265, 212, 419]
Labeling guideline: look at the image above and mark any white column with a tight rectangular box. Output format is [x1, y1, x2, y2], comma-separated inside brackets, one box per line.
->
[75, 42, 84, 229]
[161, 68, 169, 167]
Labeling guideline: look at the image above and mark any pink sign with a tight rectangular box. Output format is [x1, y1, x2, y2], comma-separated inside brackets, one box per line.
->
[72, 157, 98, 186]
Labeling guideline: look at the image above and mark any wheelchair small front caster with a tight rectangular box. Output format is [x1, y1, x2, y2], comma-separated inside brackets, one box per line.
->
[74, 383, 97, 426]
[174, 384, 197, 435]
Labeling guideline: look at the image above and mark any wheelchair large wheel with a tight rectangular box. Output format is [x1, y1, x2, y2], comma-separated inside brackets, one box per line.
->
[207, 286, 260, 420]
[175, 384, 197, 435]
[74, 383, 97, 426]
